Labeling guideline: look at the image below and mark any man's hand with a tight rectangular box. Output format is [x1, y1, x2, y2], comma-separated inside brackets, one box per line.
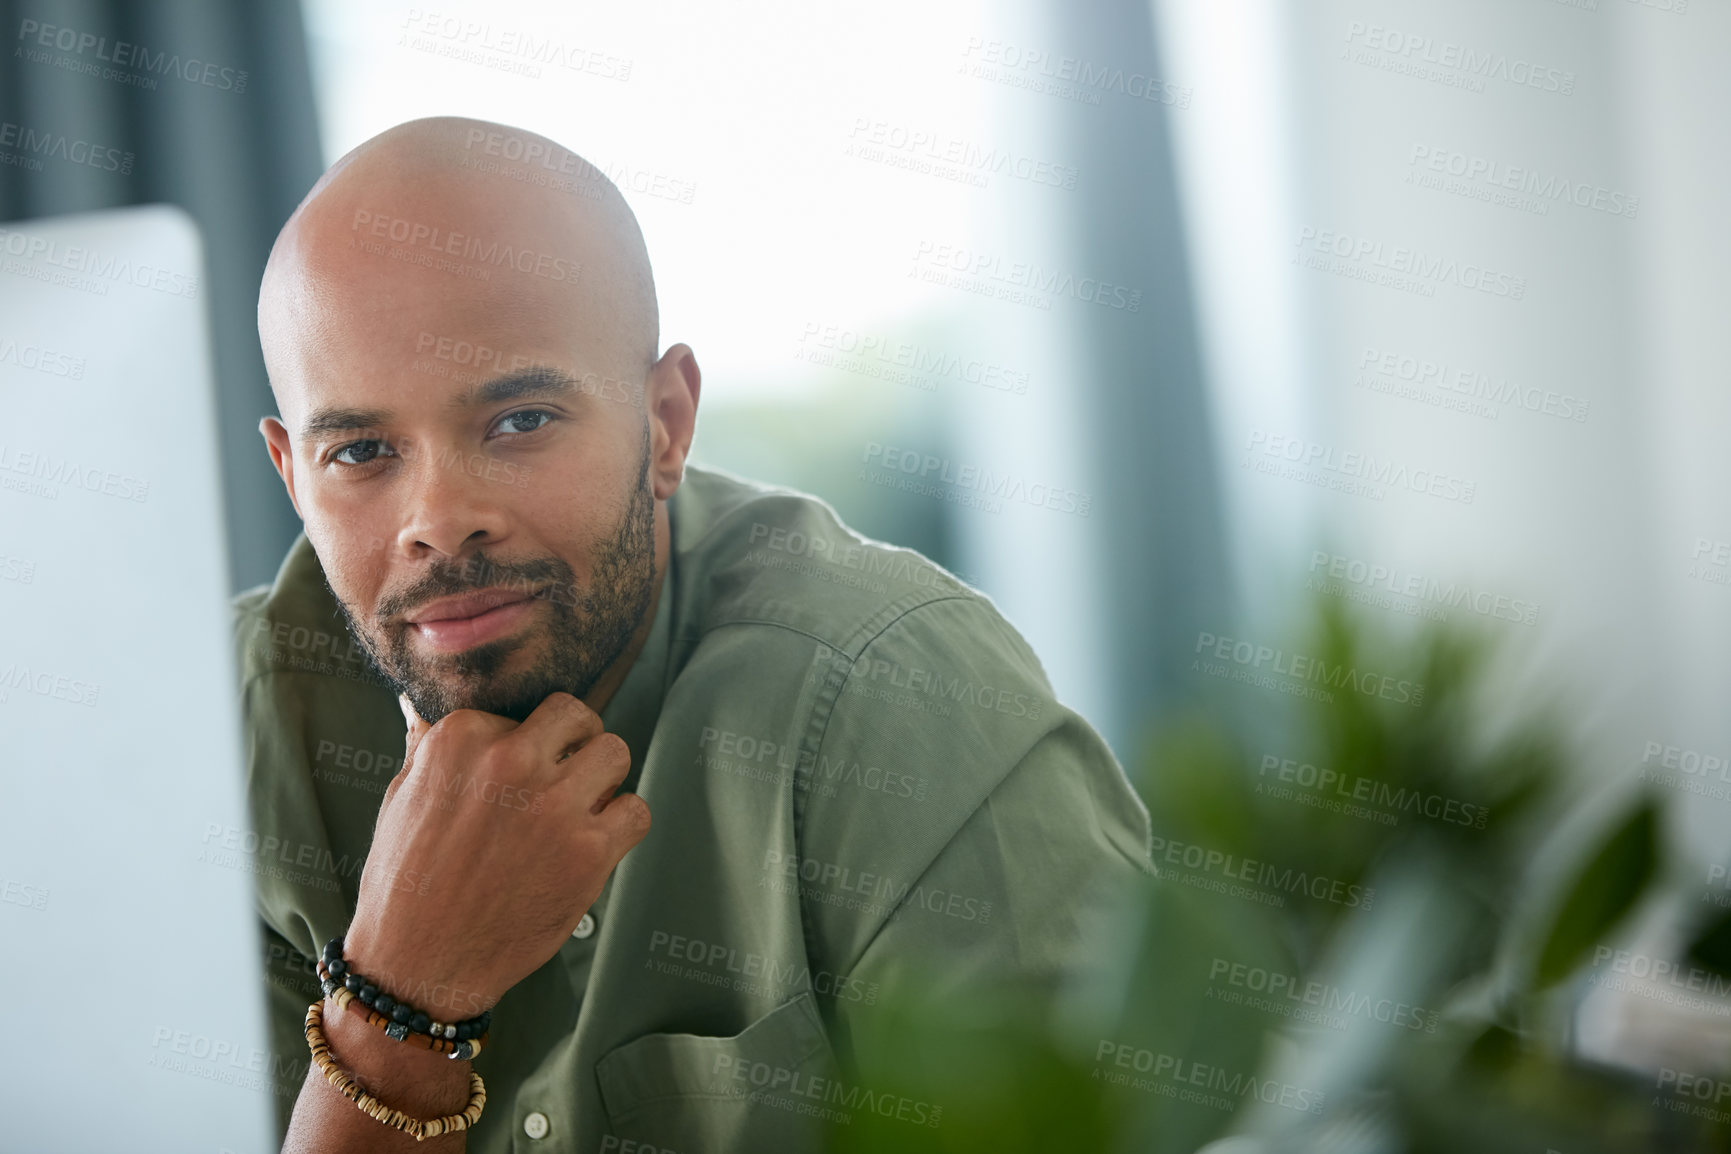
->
[342, 691, 651, 1017]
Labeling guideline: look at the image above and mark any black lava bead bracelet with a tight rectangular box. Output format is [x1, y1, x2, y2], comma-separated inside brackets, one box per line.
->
[319, 936, 492, 1043]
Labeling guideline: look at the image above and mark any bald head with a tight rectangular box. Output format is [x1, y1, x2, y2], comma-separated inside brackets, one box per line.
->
[260, 116, 658, 430]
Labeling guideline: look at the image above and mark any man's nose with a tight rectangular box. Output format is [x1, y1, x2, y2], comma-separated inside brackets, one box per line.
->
[395, 444, 514, 559]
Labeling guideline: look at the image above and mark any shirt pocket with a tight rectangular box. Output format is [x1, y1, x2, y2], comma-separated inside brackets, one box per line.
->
[595, 991, 836, 1152]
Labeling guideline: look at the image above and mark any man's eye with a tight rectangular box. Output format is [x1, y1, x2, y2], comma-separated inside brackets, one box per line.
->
[492, 410, 554, 436]
[333, 439, 394, 466]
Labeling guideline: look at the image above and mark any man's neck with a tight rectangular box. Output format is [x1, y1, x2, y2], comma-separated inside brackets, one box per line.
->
[581, 497, 670, 716]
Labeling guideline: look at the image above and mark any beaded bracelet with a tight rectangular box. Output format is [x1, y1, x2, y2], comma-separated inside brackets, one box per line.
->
[305, 999, 486, 1141]
[320, 937, 490, 1045]
[321, 966, 490, 1060]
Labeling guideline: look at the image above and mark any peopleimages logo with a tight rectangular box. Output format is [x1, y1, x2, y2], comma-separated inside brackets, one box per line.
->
[698, 725, 931, 801]
[748, 522, 969, 593]
[398, 9, 633, 82]
[0, 657, 101, 707]
[862, 441, 1092, 516]
[0, 441, 151, 503]
[798, 322, 1030, 396]
[1657, 1068, 1731, 1125]
[0, 335, 86, 379]
[647, 930, 880, 1005]
[709, 1055, 943, 1128]
[1245, 429, 1478, 505]
[16, 20, 249, 92]
[1149, 832, 1374, 909]
[0, 553, 37, 584]
[350, 209, 581, 284]
[763, 849, 993, 924]
[845, 117, 1079, 190]
[1258, 752, 1489, 829]
[1306, 550, 1540, 626]
[1639, 740, 1731, 784]
[1342, 21, 1576, 95]
[911, 240, 1143, 312]
[1588, 946, 1731, 1003]
[1207, 957, 1442, 1032]
[0, 121, 133, 174]
[1689, 538, 1731, 589]
[1407, 145, 1638, 219]
[1294, 227, 1527, 301]
[1355, 346, 1589, 425]
[1094, 1040, 1325, 1114]
[1194, 629, 1425, 707]
[0, 226, 200, 299]
[958, 38, 1193, 109]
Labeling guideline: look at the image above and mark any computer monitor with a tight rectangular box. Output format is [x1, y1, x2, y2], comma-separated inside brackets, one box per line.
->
[0, 205, 276, 1154]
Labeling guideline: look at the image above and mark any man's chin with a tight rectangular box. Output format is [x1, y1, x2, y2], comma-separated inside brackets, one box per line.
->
[400, 675, 569, 725]
[391, 639, 558, 722]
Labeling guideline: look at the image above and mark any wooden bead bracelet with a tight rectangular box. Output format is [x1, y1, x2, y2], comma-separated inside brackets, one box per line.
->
[304, 998, 486, 1141]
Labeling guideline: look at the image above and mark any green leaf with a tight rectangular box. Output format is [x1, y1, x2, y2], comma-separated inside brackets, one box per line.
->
[1531, 800, 1658, 990]
[1685, 905, 1731, 976]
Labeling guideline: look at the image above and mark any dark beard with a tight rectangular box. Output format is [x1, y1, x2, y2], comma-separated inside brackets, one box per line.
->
[331, 423, 656, 723]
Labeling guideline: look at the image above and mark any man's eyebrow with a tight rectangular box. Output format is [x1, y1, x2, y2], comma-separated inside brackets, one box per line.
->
[300, 407, 391, 439]
[297, 367, 582, 439]
[453, 365, 583, 410]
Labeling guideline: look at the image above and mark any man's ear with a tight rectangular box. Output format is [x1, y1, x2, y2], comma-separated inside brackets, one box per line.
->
[259, 416, 305, 520]
[645, 343, 701, 501]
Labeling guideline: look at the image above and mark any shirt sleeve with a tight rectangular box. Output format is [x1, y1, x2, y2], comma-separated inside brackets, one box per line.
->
[787, 586, 1151, 995]
[258, 918, 323, 1143]
[819, 691, 1152, 1077]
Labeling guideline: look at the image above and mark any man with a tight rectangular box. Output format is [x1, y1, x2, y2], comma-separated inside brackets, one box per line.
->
[238, 115, 1150, 1153]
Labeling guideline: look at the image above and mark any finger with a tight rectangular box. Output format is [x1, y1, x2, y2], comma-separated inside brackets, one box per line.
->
[596, 790, 651, 851]
[511, 691, 605, 767]
[557, 730, 633, 812]
[381, 767, 407, 812]
[400, 693, 433, 767]
[381, 694, 432, 813]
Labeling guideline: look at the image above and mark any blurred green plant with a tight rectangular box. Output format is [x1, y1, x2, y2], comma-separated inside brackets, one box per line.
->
[824, 596, 1730, 1154]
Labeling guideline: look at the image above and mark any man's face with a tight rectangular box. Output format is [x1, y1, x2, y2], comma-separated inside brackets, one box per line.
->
[332, 419, 655, 724]
[265, 230, 660, 723]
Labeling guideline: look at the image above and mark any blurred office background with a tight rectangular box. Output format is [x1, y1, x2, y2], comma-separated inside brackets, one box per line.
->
[3, 0, 1728, 1083]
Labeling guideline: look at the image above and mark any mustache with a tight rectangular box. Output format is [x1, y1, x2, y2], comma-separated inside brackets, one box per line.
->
[376, 552, 582, 621]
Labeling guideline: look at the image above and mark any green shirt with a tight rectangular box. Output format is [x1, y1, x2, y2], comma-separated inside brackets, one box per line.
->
[233, 463, 1151, 1152]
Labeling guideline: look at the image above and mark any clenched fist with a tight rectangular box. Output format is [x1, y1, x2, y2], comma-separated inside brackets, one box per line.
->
[340, 691, 651, 1019]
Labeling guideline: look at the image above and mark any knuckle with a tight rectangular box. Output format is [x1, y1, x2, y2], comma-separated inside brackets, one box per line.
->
[615, 793, 652, 836]
[416, 729, 459, 768]
[593, 731, 630, 765]
[542, 691, 597, 726]
[476, 742, 521, 780]
[436, 708, 488, 740]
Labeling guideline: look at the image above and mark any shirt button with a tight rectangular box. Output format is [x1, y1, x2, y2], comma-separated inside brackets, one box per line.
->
[572, 913, 596, 940]
[523, 1111, 550, 1139]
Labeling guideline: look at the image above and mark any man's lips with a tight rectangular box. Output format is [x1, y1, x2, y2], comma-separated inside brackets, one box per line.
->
[404, 587, 543, 652]
[407, 587, 537, 624]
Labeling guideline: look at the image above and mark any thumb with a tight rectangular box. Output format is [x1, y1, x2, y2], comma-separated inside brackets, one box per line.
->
[399, 692, 433, 765]
[381, 693, 432, 812]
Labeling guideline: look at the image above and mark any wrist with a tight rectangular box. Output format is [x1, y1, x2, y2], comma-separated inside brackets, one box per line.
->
[319, 993, 474, 1116]
[342, 920, 503, 1017]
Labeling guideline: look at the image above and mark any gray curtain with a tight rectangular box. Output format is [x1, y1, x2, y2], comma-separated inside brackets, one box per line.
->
[1043, 0, 1233, 754]
[0, 0, 322, 592]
